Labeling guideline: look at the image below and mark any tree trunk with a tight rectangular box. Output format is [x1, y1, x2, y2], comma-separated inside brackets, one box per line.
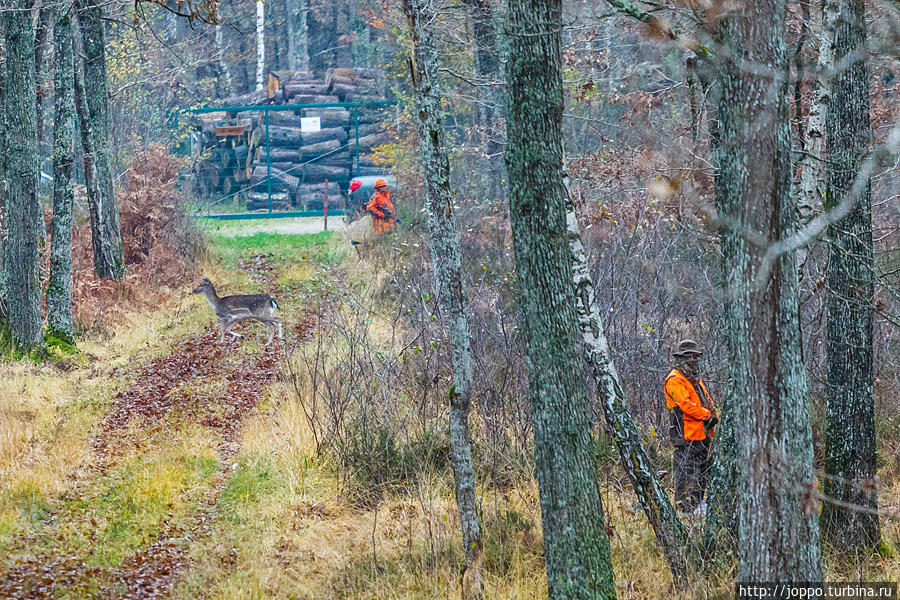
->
[47, 4, 76, 344]
[74, 54, 115, 286]
[402, 0, 484, 578]
[565, 192, 688, 587]
[462, 0, 505, 202]
[714, 0, 822, 581]
[76, 0, 124, 280]
[2, 0, 43, 349]
[504, 0, 616, 597]
[298, 0, 309, 72]
[821, 0, 880, 550]
[256, 0, 265, 91]
[215, 23, 235, 97]
[285, 0, 297, 71]
[796, 0, 839, 219]
[702, 65, 739, 557]
[0, 23, 8, 305]
[34, 2, 53, 147]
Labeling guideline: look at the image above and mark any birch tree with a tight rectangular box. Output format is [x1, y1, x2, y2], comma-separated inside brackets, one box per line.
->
[215, 21, 235, 97]
[2, 0, 43, 349]
[48, 2, 76, 344]
[256, 0, 265, 91]
[402, 0, 484, 579]
[714, 0, 822, 580]
[821, 0, 880, 550]
[796, 0, 839, 219]
[76, 0, 125, 280]
[504, 0, 616, 596]
[565, 191, 688, 586]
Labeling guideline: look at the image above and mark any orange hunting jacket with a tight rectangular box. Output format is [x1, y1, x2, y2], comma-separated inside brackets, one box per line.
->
[366, 190, 395, 233]
[664, 369, 714, 443]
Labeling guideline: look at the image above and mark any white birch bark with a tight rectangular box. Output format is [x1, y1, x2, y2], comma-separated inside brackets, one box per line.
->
[255, 0, 265, 91]
[797, 0, 839, 219]
[564, 188, 688, 587]
[215, 24, 235, 97]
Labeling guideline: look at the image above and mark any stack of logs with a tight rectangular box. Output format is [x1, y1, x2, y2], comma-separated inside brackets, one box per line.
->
[193, 68, 392, 211]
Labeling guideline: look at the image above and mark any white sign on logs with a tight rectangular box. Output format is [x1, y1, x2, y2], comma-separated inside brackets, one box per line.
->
[300, 117, 321, 133]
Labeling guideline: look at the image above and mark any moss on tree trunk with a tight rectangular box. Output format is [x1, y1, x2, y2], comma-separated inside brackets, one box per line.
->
[504, 0, 616, 596]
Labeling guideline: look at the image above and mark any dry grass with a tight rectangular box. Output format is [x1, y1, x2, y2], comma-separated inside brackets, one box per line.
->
[3, 223, 898, 599]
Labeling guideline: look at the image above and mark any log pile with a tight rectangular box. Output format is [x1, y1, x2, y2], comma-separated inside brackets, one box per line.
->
[192, 68, 391, 211]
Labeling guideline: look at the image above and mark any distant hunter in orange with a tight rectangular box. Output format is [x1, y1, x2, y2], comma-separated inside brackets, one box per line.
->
[365, 179, 395, 234]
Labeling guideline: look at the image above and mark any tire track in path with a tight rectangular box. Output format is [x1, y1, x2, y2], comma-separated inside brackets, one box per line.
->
[1, 255, 313, 599]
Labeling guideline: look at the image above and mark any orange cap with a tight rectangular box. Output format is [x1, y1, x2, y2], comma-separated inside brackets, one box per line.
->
[374, 178, 388, 188]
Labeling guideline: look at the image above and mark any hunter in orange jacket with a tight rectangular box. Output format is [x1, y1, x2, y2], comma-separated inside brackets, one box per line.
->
[664, 368, 715, 442]
[366, 179, 395, 234]
[664, 339, 717, 514]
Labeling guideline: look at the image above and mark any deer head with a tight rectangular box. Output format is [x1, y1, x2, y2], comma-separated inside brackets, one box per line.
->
[192, 277, 215, 295]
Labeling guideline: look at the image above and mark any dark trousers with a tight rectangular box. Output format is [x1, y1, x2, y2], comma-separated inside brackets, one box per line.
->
[673, 439, 712, 512]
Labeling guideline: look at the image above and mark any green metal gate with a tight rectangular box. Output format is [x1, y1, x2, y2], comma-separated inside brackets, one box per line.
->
[189, 100, 395, 220]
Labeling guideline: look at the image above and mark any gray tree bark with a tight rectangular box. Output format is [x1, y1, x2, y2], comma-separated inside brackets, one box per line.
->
[565, 192, 688, 587]
[2, 0, 43, 349]
[821, 0, 881, 550]
[285, 0, 297, 71]
[48, 3, 76, 344]
[73, 53, 106, 287]
[0, 26, 8, 306]
[714, 0, 822, 581]
[75, 0, 124, 280]
[504, 0, 616, 597]
[402, 0, 484, 574]
[33, 1, 53, 146]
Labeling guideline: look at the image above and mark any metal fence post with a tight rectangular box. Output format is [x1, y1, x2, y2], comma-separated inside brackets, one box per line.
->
[265, 108, 272, 213]
[354, 105, 360, 177]
[324, 177, 329, 232]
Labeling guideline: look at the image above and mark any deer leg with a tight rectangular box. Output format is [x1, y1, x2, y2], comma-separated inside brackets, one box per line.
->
[223, 319, 242, 340]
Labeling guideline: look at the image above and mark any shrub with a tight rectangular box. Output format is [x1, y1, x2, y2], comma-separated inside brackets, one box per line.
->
[65, 144, 204, 334]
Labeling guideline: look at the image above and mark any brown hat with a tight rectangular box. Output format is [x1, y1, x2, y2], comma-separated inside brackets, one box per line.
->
[673, 339, 702, 358]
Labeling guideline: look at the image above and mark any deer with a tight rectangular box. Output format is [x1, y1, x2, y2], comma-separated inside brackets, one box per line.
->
[192, 277, 283, 343]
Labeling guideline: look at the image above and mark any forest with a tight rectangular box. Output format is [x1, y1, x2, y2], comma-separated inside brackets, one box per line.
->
[0, 0, 898, 597]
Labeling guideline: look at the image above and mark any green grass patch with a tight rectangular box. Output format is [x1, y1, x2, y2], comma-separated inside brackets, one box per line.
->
[83, 451, 220, 567]
[218, 455, 284, 522]
[16, 432, 225, 569]
[208, 231, 346, 273]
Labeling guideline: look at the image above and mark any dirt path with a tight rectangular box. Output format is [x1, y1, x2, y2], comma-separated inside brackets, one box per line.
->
[210, 216, 346, 237]
[0, 256, 312, 599]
